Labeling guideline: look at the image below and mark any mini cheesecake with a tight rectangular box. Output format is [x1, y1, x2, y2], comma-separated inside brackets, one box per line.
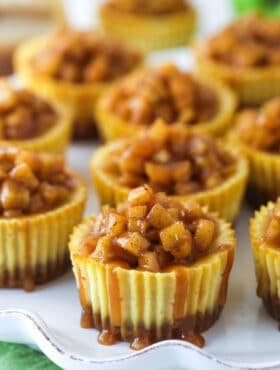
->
[95, 64, 237, 141]
[91, 120, 248, 222]
[251, 198, 280, 325]
[0, 79, 72, 153]
[196, 13, 280, 105]
[230, 97, 280, 205]
[14, 30, 143, 139]
[69, 185, 236, 349]
[100, 0, 197, 51]
[0, 148, 87, 291]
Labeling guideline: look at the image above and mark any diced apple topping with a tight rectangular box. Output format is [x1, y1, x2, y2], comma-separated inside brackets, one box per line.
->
[108, 121, 236, 196]
[84, 186, 218, 271]
[0, 82, 57, 140]
[105, 64, 218, 126]
[0, 149, 75, 217]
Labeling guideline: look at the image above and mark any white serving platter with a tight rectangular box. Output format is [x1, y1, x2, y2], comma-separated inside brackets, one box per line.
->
[0, 142, 280, 370]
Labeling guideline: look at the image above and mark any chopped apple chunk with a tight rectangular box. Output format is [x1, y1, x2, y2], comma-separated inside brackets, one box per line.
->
[194, 219, 215, 251]
[116, 232, 150, 256]
[145, 162, 171, 184]
[128, 218, 148, 234]
[183, 199, 203, 221]
[107, 212, 127, 236]
[91, 235, 114, 263]
[128, 185, 153, 205]
[160, 222, 192, 258]
[128, 205, 147, 219]
[146, 203, 174, 229]
[138, 251, 160, 272]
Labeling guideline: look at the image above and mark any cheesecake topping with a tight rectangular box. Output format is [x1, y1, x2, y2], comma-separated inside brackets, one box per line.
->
[0, 148, 75, 217]
[103, 64, 218, 125]
[0, 82, 57, 140]
[107, 0, 188, 14]
[204, 13, 280, 68]
[104, 120, 236, 195]
[33, 31, 142, 84]
[80, 185, 219, 271]
[236, 97, 280, 152]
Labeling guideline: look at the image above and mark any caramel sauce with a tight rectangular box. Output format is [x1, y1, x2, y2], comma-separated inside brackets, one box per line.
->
[130, 336, 153, 350]
[173, 266, 188, 319]
[23, 268, 35, 292]
[98, 329, 118, 346]
[107, 263, 122, 326]
[81, 307, 94, 329]
[182, 333, 205, 348]
[218, 244, 234, 305]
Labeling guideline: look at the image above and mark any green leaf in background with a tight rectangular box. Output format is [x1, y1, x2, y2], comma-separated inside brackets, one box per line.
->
[0, 342, 61, 370]
[233, 0, 280, 17]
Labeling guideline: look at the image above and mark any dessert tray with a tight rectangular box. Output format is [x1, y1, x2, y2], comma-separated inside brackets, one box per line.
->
[1, 49, 280, 370]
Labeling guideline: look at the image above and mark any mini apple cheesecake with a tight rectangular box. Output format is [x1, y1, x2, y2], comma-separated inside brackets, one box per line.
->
[70, 185, 236, 349]
[0, 79, 71, 153]
[99, 0, 196, 52]
[251, 198, 280, 325]
[14, 30, 143, 139]
[196, 13, 280, 104]
[96, 64, 237, 141]
[91, 120, 248, 222]
[230, 97, 280, 205]
[0, 148, 87, 291]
